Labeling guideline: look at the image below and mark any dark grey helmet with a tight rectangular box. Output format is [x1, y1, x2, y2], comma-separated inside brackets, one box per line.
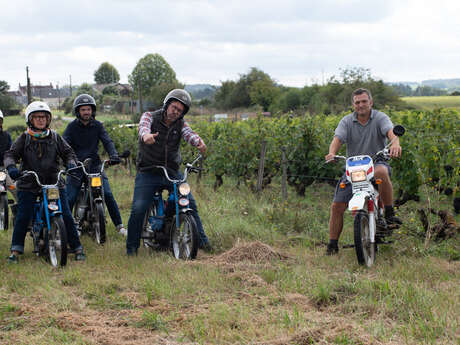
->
[163, 89, 192, 115]
[73, 94, 97, 117]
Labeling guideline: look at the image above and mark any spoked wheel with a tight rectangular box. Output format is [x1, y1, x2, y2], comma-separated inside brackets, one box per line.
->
[0, 194, 8, 230]
[48, 217, 68, 267]
[354, 212, 375, 267]
[142, 204, 156, 249]
[93, 202, 106, 244]
[171, 212, 199, 260]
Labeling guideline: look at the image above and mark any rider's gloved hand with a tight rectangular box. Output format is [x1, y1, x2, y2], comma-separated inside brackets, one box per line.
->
[7, 165, 20, 180]
[109, 156, 121, 165]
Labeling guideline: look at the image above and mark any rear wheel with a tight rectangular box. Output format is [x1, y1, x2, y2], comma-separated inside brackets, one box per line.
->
[93, 202, 106, 244]
[48, 217, 68, 267]
[0, 194, 8, 230]
[171, 212, 199, 260]
[354, 212, 375, 267]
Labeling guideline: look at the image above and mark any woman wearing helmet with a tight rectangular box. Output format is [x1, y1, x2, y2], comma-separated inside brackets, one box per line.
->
[4, 101, 85, 263]
[126, 89, 211, 256]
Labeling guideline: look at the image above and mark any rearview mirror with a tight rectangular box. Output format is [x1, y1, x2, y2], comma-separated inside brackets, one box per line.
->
[393, 125, 405, 137]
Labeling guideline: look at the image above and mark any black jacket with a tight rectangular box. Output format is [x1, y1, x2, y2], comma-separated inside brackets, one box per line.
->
[4, 131, 77, 192]
[0, 130, 12, 165]
[63, 119, 118, 173]
[137, 109, 183, 172]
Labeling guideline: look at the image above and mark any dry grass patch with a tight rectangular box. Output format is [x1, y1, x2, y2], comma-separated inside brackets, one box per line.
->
[212, 240, 290, 264]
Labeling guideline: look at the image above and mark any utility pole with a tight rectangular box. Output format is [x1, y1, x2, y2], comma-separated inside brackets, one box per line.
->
[69, 75, 72, 96]
[57, 83, 61, 110]
[26, 66, 32, 105]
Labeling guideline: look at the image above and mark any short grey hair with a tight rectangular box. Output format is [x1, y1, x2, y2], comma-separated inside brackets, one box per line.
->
[351, 88, 372, 103]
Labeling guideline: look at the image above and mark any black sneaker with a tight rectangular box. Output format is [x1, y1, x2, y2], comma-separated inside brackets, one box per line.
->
[385, 215, 402, 225]
[75, 251, 86, 262]
[7, 254, 19, 264]
[200, 242, 213, 253]
[326, 243, 339, 255]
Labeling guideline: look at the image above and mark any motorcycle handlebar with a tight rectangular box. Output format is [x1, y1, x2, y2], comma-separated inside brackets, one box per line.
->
[20, 169, 66, 188]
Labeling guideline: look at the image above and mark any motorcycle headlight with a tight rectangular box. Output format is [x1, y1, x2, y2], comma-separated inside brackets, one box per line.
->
[91, 176, 102, 187]
[0, 171, 6, 181]
[178, 183, 191, 196]
[351, 170, 366, 182]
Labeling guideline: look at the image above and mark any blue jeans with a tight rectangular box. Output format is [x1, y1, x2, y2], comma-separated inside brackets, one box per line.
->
[66, 175, 123, 227]
[126, 171, 209, 255]
[11, 189, 83, 254]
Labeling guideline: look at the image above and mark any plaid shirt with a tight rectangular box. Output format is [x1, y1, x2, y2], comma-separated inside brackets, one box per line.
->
[138, 111, 204, 147]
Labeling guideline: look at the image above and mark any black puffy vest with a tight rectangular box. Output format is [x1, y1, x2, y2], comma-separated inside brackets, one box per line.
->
[137, 110, 184, 172]
[0, 131, 10, 164]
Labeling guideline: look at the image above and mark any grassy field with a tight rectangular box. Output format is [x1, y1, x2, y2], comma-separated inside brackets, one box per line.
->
[0, 161, 459, 344]
[402, 95, 460, 111]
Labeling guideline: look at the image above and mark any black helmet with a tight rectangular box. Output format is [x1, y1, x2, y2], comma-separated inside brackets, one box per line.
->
[163, 89, 192, 115]
[73, 94, 97, 118]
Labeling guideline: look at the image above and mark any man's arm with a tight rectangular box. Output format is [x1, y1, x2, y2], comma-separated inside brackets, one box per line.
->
[325, 136, 343, 161]
[99, 124, 118, 157]
[182, 122, 206, 153]
[56, 133, 77, 167]
[386, 129, 401, 158]
[138, 111, 159, 144]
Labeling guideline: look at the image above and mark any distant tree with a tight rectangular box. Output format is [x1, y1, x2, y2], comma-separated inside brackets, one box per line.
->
[77, 83, 95, 96]
[128, 53, 182, 106]
[0, 80, 19, 112]
[450, 91, 460, 96]
[249, 78, 280, 111]
[0, 80, 10, 94]
[102, 85, 119, 96]
[94, 62, 120, 84]
[215, 67, 279, 109]
[390, 83, 413, 97]
[413, 85, 447, 96]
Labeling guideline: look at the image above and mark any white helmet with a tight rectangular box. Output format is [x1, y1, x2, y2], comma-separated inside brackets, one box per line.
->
[0, 110, 3, 119]
[25, 101, 52, 127]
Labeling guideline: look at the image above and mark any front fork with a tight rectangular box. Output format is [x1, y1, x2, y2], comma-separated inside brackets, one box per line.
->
[368, 199, 376, 244]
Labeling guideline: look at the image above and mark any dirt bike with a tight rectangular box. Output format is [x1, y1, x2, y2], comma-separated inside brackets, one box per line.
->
[70, 152, 129, 244]
[141, 155, 202, 260]
[19, 170, 69, 267]
[329, 125, 405, 267]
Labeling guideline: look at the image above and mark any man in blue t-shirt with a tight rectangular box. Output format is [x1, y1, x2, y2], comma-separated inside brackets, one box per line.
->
[63, 94, 127, 237]
[324, 88, 402, 255]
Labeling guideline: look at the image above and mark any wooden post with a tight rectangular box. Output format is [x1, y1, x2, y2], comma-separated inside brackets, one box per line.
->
[281, 146, 287, 201]
[196, 155, 203, 184]
[256, 140, 267, 192]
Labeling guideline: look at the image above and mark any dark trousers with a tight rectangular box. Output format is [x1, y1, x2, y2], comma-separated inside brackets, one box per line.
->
[11, 189, 83, 253]
[126, 171, 208, 255]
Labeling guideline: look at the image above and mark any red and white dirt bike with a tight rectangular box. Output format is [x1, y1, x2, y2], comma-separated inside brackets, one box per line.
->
[330, 125, 405, 267]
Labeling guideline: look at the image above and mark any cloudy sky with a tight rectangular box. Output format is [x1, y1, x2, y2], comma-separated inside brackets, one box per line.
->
[1, 0, 459, 91]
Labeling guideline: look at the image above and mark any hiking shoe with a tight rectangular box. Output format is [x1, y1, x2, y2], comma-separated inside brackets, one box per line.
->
[116, 224, 127, 236]
[7, 254, 19, 264]
[385, 215, 402, 225]
[75, 251, 86, 262]
[326, 243, 339, 255]
[200, 242, 213, 253]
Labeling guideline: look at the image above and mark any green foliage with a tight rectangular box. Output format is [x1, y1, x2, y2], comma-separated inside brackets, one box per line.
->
[94, 62, 120, 84]
[215, 67, 279, 110]
[102, 85, 119, 96]
[0, 80, 20, 112]
[128, 53, 182, 106]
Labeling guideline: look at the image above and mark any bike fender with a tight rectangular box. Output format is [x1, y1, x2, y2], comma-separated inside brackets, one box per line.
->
[348, 192, 368, 212]
[50, 211, 63, 217]
[179, 207, 193, 214]
[94, 198, 103, 203]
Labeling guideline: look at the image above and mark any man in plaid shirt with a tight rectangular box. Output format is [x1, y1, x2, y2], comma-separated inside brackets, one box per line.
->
[126, 89, 211, 255]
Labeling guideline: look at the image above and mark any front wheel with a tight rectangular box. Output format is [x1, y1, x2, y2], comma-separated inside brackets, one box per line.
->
[354, 212, 375, 267]
[0, 194, 8, 230]
[170, 212, 199, 260]
[48, 217, 68, 267]
[93, 202, 106, 244]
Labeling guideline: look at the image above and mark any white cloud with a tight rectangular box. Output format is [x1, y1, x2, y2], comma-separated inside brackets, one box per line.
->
[1, 0, 459, 90]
